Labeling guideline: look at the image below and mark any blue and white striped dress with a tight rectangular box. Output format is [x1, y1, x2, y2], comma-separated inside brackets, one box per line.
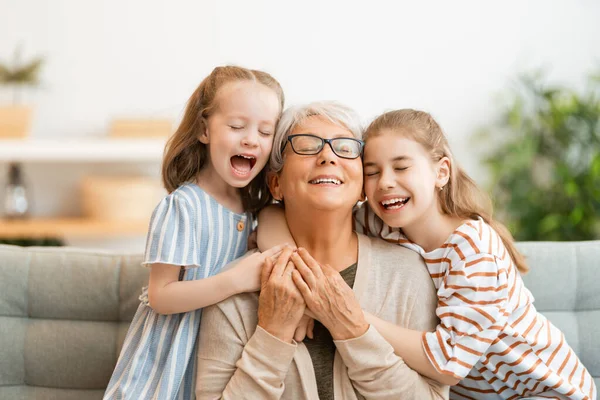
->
[104, 183, 254, 400]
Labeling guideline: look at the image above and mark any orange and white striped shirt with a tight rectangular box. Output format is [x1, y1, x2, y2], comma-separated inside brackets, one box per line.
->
[354, 205, 597, 400]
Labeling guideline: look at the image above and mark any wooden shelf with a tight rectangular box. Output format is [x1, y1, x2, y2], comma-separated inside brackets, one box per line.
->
[0, 218, 149, 239]
[0, 138, 167, 162]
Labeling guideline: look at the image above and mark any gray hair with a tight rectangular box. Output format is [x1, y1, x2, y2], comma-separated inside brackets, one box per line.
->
[270, 101, 363, 173]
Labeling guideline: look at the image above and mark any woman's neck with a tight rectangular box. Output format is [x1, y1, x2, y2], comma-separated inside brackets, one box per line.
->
[403, 209, 465, 253]
[285, 208, 358, 272]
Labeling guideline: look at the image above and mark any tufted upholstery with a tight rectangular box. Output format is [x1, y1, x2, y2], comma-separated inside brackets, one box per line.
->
[0, 245, 148, 400]
[518, 241, 600, 397]
[0, 241, 598, 399]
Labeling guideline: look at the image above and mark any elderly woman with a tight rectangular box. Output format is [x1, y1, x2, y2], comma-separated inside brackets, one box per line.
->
[195, 102, 448, 399]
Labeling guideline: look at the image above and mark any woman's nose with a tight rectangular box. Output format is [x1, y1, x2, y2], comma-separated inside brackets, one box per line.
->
[318, 142, 337, 165]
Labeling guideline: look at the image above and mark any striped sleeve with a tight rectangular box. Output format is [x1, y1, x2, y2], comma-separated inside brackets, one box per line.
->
[422, 252, 509, 379]
[353, 202, 383, 236]
[142, 192, 199, 268]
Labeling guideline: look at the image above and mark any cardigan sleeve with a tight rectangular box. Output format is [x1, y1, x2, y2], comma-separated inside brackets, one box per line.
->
[334, 326, 448, 400]
[195, 298, 297, 399]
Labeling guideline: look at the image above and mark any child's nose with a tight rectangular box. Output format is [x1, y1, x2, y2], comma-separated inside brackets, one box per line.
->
[378, 169, 396, 190]
[242, 130, 259, 147]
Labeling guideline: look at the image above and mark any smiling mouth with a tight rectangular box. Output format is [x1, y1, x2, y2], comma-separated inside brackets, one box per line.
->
[380, 197, 410, 210]
[231, 154, 257, 175]
[308, 178, 342, 185]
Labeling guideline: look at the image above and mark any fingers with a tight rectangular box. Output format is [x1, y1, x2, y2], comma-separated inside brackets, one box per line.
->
[283, 261, 295, 279]
[291, 251, 317, 290]
[307, 318, 315, 339]
[271, 247, 294, 278]
[261, 257, 274, 287]
[292, 269, 311, 299]
[293, 315, 310, 342]
[261, 243, 287, 258]
[297, 248, 323, 278]
[293, 326, 306, 342]
[304, 308, 317, 320]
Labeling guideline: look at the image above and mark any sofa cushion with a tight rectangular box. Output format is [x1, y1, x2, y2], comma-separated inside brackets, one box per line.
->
[518, 240, 600, 395]
[0, 245, 148, 397]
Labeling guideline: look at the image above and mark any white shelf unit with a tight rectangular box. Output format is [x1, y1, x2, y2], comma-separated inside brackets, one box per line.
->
[0, 138, 167, 162]
[0, 138, 166, 239]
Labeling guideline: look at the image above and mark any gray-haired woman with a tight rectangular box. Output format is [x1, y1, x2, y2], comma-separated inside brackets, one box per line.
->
[195, 102, 448, 399]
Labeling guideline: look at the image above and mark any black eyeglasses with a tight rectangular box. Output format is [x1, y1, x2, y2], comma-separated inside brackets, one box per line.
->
[283, 134, 364, 160]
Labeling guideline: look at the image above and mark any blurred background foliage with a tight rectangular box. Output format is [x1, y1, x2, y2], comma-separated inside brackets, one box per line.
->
[480, 71, 600, 241]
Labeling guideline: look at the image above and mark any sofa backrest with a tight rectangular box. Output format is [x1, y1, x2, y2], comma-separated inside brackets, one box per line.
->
[1, 241, 598, 399]
[0, 245, 148, 400]
[518, 240, 600, 396]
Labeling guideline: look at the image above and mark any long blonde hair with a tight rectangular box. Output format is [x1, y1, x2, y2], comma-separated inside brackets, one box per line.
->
[365, 109, 529, 274]
[162, 65, 285, 213]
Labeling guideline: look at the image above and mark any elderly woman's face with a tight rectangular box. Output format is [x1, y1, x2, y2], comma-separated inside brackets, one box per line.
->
[270, 115, 363, 212]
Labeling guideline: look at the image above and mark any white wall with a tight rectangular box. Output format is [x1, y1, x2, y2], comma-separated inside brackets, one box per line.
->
[1, 0, 599, 251]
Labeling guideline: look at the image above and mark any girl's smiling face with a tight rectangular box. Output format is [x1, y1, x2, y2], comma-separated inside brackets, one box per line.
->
[363, 129, 449, 230]
[199, 80, 281, 188]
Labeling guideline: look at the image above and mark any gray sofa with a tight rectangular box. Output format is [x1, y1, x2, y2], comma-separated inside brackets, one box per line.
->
[0, 241, 599, 399]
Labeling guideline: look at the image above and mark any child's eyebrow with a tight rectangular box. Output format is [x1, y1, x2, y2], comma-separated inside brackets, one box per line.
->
[364, 156, 412, 167]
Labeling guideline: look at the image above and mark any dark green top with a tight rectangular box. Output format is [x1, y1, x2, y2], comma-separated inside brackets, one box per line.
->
[305, 263, 358, 400]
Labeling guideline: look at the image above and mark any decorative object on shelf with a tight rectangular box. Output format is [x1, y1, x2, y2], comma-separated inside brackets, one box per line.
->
[3, 163, 30, 219]
[0, 45, 45, 139]
[478, 70, 600, 241]
[81, 176, 164, 222]
[109, 118, 173, 138]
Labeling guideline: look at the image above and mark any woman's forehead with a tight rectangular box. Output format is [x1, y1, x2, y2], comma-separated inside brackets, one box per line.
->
[290, 115, 353, 138]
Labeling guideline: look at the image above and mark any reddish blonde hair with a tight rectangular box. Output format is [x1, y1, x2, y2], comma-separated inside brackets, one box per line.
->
[365, 109, 529, 274]
[162, 66, 284, 213]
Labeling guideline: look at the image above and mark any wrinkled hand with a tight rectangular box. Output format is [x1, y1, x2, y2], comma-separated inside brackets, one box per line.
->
[258, 247, 306, 343]
[291, 248, 368, 340]
[230, 244, 287, 293]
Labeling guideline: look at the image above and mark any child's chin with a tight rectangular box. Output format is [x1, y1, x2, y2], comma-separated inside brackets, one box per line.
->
[230, 178, 254, 188]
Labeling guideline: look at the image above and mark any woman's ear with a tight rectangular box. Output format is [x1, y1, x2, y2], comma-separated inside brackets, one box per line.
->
[267, 171, 283, 201]
[435, 156, 451, 189]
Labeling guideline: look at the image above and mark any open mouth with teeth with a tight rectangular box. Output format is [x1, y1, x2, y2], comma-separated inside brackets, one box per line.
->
[231, 154, 257, 176]
[380, 197, 410, 210]
[308, 178, 342, 185]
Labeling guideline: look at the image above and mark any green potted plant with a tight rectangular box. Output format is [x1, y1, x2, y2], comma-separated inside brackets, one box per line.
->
[0, 46, 44, 138]
[479, 71, 600, 241]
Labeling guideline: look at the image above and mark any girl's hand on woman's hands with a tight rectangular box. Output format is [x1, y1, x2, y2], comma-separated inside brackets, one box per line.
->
[257, 247, 306, 343]
[293, 315, 315, 342]
[291, 248, 369, 340]
[231, 244, 287, 293]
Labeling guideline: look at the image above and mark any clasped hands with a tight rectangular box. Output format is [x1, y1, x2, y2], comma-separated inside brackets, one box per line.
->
[257, 246, 369, 344]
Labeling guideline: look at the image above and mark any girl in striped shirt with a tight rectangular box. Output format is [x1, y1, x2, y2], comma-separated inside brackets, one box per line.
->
[357, 109, 596, 399]
[103, 66, 287, 400]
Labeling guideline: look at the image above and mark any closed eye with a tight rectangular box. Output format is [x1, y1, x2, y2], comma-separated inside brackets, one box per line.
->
[395, 167, 408, 171]
[364, 171, 379, 177]
[259, 130, 273, 136]
[229, 125, 244, 130]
